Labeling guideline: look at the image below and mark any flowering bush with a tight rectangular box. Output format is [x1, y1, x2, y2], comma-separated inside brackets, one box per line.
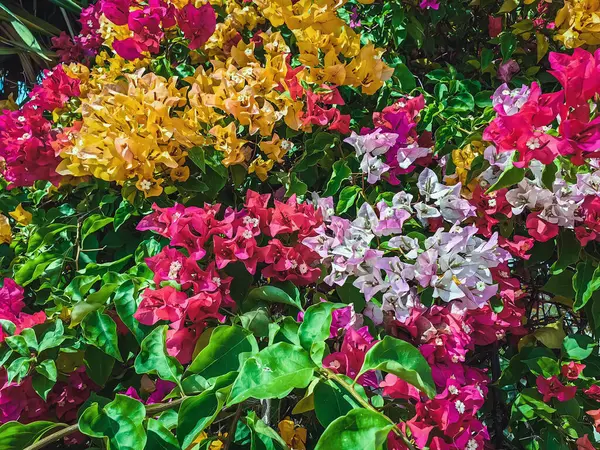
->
[1, 0, 600, 449]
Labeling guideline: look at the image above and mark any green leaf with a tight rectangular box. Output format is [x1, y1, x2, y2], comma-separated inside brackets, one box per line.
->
[14, 253, 59, 286]
[543, 270, 575, 300]
[187, 147, 206, 173]
[177, 389, 225, 449]
[573, 260, 599, 310]
[82, 311, 123, 361]
[0, 421, 67, 450]
[228, 343, 315, 405]
[511, 388, 556, 421]
[474, 90, 493, 108]
[146, 419, 179, 450]
[298, 302, 344, 365]
[358, 335, 436, 398]
[114, 200, 134, 231]
[500, 32, 517, 60]
[486, 163, 525, 194]
[336, 186, 361, 214]
[82, 214, 114, 241]
[245, 284, 302, 311]
[394, 63, 416, 91]
[85, 345, 115, 386]
[285, 173, 308, 197]
[114, 280, 147, 343]
[541, 160, 558, 190]
[551, 230, 580, 274]
[5, 334, 34, 356]
[7, 356, 32, 383]
[71, 283, 118, 326]
[186, 325, 258, 381]
[246, 411, 288, 450]
[324, 160, 351, 197]
[447, 92, 475, 112]
[314, 409, 393, 450]
[32, 359, 57, 401]
[135, 326, 183, 386]
[314, 380, 361, 427]
[79, 395, 147, 450]
[563, 335, 596, 360]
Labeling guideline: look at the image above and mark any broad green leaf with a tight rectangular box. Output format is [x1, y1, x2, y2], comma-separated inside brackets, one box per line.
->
[486, 163, 525, 194]
[79, 395, 147, 450]
[0, 421, 66, 450]
[541, 160, 558, 190]
[563, 335, 596, 360]
[573, 260, 599, 310]
[246, 411, 288, 450]
[534, 320, 566, 349]
[336, 186, 361, 214]
[551, 230, 580, 274]
[187, 146, 206, 172]
[177, 390, 223, 449]
[500, 32, 517, 60]
[70, 283, 118, 327]
[82, 311, 122, 361]
[314, 380, 361, 427]
[324, 160, 351, 196]
[14, 253, 59, 286]
[358, 335, 436, 398]
[135, 326, 183, 386]
[186, 325, 258, 381]
[511, 388, 556, 422]
[245, 284, 302, 311]
[85, 345, 115, 386]
[314, 409, 393, 450]
[228, 343, 315, 405]
[298, 302, 344, 365]
[113, 280, 147, 343]
[7, 356, 32, 383]
[114, 201, 134, 231]
[82, 214, 114, 241]
[146, 419, 179, 450]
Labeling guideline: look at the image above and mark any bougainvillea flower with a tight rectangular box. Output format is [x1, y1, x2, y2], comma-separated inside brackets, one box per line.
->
[536, 376, 577, 402]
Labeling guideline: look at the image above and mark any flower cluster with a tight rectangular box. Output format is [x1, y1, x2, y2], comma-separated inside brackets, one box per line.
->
[0, 66, 80, 188]
[555, 0, 600, 48]
[484, 49, 600, 168]
[345, 95, 432, 185]
[0, 279, 45, 342]
[135, 190, 323, 362]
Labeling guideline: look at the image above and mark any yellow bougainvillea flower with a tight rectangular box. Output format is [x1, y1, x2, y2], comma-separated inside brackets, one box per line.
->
[555, 0, 600, 48]
[278, 417, 307, 450]
[447, 141, 486, 197]
[194, 431, 226, 450]
[170, 166, 191, 182]
[9, 204, 32, 226]
[259, 134, 292, 163]
[0, 214, 12, 244]
[248, 156, 275, 181]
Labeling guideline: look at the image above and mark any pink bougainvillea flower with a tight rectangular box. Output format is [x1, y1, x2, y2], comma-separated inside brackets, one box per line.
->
[380, 374, 421, 401]
[526, 212, 559, 242]
[584, 385, 600, 401]
[488, 16, 502, 38]
[536, 375, 577, 402]
[548, 48, 600, 109]
[577, 435, 596, 450]
[101, 0, 131, 26]
[561, 361, 586, 380]
[176, 3, 216, 50]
